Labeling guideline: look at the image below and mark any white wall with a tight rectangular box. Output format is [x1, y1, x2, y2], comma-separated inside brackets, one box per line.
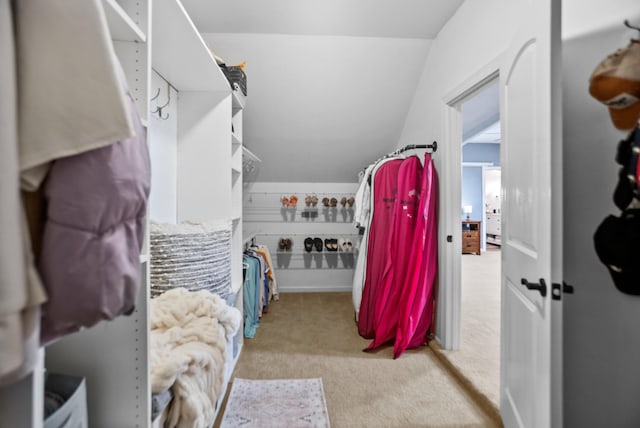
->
[397, 0, 520, 345]
[244, 182, 359, 293]
[562, 4, 640, 426]
[202, 33, 432, 183]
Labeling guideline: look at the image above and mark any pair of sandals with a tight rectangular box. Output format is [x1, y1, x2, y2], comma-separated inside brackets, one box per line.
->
[304, 237, 324, 252]
[340, 197, 356, 208]
[321, 197, 338, 208]
[304, 194, 319, 207]
[338, 238, 354, 252]
[281, 195, 298, 208]
[324, 238, 339, 252]
[278, 238, 293, 251]
[321, 196, 356, 208]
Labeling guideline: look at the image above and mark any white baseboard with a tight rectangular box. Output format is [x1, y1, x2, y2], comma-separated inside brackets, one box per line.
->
[278, 285, 352, 293]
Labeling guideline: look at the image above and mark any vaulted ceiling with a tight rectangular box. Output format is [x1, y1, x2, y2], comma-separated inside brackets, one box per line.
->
[181, 1, 466, 182]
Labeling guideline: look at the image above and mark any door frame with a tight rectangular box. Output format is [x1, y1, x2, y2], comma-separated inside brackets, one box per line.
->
[438, 54, 503, 351]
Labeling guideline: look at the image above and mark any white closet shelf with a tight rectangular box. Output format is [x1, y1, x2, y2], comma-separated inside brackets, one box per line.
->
[152, 0, 228, 91]
[103, 0, 146, 43]
[242, 146, 261, 163]
[232, 90, 246, 111]
[232, 133, 242, 149]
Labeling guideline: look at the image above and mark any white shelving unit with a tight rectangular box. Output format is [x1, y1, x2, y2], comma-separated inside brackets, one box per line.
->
[0, 1, 247, 426]
[44, 1, 152, 427]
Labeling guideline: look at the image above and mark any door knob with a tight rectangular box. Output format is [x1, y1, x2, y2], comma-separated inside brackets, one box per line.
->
[521, 278, 547, 297]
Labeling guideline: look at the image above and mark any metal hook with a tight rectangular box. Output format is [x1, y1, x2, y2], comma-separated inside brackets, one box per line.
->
[624, 19, 640, 33]
[152, 82, 171, 119]
[157, 106, 170, 120]
[156, 84, 171, 111]
[150, 87, 160, 102]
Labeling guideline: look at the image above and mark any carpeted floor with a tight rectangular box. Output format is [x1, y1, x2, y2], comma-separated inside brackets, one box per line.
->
[214, 292, 500, 428]
[438, 248, 501, 410]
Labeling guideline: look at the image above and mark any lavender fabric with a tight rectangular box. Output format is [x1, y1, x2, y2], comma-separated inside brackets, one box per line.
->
[39, 92, 150, 345]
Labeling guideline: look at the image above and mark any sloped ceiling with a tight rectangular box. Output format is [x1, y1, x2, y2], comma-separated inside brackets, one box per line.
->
[462, 79, 500, 142]
[182, 1, 465, 182]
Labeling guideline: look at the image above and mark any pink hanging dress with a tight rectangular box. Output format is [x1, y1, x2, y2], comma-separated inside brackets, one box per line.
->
[393, 153, 439, 358]
[366, 155, 422, 350]
[357, 157, 403, 339]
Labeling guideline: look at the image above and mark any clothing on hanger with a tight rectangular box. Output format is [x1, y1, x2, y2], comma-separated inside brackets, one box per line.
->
[366, 155, 423, 351]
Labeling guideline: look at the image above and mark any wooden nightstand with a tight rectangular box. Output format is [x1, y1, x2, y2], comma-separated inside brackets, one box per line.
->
[462, 220, 481, 255]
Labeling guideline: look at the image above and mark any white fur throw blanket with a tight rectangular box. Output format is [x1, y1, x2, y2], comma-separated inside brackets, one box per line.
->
[150, 288, 242, 428]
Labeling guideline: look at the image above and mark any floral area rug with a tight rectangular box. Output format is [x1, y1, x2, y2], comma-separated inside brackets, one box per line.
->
[220, 378, 330, 428]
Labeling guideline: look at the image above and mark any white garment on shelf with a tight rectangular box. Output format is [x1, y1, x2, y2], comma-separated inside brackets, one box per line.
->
[0, 0, 47, 386]
[15, 0, 135, 191]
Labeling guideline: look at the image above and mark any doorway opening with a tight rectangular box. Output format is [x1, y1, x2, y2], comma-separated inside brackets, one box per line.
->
[441, 77, 501, 409]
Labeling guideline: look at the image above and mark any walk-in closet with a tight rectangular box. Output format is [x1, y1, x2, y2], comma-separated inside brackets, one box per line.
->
[3, 1, 640, 428]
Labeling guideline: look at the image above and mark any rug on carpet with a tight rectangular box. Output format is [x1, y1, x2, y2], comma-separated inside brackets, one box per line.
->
[220, 378, 330, 428]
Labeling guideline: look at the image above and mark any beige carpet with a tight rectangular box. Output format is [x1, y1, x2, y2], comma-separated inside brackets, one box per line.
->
[214, 292, 500, 428]
[438, 248, 501, 410]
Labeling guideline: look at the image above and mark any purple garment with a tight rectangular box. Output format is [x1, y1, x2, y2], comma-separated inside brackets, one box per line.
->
[39, 92, 150, 345]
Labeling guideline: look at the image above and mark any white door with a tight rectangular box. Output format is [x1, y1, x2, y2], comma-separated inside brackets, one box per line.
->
[500, 0, 561, 426]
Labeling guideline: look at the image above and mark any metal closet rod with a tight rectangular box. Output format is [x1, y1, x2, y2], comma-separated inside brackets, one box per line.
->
[396, 141, 438, 153]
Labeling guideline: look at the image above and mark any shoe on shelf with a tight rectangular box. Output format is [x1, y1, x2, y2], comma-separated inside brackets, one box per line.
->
[313, 237, 323, 252]
[338, 238, 347, 252]
[347, 196, 355, 208]
[345, 239, 353, 252]
[328, 238, 339, 251]
[304, 237, 314, 253]
[289, 195, 298, 208]
[284, 238, 293, 251]
[310, 193, 318, 207]
[330, 197, 338, 207]
[278, 238, 287, 251]
[281, 195, 290, 207]
[322, 197, 330, 208]
[340, 197, 347, 207]
[305, 194, 312, 207]
[338, 238, 353, 252]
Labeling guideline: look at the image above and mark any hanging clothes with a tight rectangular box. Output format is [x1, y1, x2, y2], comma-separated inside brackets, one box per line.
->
[39, 84, 150, 345]
[394, 153, 439, 358]
[366, 155, 423, 351]
[242, 253, 261, 338]
[358, 157, 403, 339]
[2, 0, 136, 382]
[253, 245, 279, 305]
[0, 0, 46, 386]
[351, 162, 375, 321]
